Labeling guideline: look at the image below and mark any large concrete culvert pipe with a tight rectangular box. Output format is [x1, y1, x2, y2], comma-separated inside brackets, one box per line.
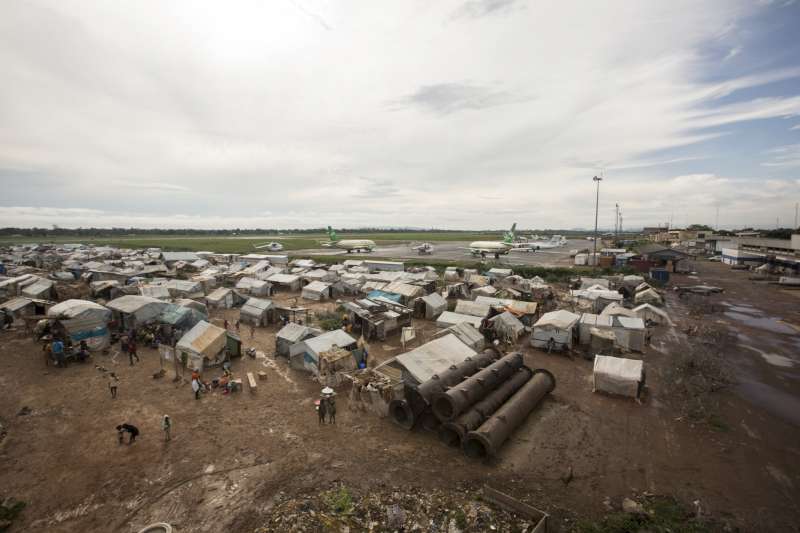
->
[431, 352, 524, 422]
[437, 366, 533, 447]
[388, 399, 416, 430]
[462, 368, 556, 460]
[392, 347, 499, 430]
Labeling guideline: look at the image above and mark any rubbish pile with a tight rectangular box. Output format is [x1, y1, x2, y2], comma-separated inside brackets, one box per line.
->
[253, 484, 542, 533]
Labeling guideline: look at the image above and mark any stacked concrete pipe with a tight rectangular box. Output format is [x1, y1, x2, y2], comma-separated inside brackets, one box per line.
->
[462, 369, 556, 460]
[431, 352, 524, 423]
[389, 347, 499, 430]
[438, 366, 533, 447]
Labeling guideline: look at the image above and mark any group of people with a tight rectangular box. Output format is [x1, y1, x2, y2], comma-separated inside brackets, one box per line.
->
[42, 337, 90, 367]
[116, 415, 172, 444]
[317, 388, 337, 425]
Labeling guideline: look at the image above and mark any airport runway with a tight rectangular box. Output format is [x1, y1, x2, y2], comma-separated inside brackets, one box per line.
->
[294, 239, 592, 267]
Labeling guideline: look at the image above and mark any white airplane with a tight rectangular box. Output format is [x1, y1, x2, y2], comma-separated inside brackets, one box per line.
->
[529, 235, 567, 249]
[322, 226, 375, 253]
[465, 223, 517, 258]
[253, 242, 284, 252]
[411, 242, 435, 255]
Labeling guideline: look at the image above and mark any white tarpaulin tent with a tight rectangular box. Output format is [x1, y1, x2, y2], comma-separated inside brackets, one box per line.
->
[531, 310, 580, 350]
[633, 303, 672, 326]
[612, 316, 646, 352]
[454, 299, 491, 318]
[593, 354, 644, 399]
[106, 295, 168, 327]
[395, 333, 476, 384]
[600, 302, 637, 319]
[47, 299, 112, 350]
[578, 313, 613, 345]
[435, 311, 484, 329]
[176, 320, 227, 371]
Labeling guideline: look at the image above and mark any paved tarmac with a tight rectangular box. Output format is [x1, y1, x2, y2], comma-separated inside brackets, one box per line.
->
[295, 239, 593, 267]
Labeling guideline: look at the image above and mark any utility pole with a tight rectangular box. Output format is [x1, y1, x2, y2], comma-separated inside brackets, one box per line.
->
[615, 203, 619, 239]
[593, 175, 602, 268]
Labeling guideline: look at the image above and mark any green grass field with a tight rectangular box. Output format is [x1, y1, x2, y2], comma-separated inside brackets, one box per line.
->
[0, 232, 504, 254]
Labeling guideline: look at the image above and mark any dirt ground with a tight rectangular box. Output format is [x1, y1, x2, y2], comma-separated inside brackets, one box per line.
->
[1, 266, 799, 532]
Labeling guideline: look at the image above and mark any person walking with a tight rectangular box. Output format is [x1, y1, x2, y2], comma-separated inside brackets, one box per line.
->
[128, 338, 140, 366]
[249, 322, 256, 339]
[327, 397, 336, 425]
[116, 423, 139, 444]
[51, 338, 65, 367]
[318, 398, 327, 425]
[162, 415, 172, 442]
[108, 372, 119, 399]
[235, 319, 240, 333]
[42, 340, 52, 367]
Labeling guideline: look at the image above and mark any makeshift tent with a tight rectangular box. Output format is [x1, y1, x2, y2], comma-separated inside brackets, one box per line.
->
[612, 317, 646, 352]
[435, 311, 484, 329]
[235, 277, 272, 297]
[470, 285, 498, 297]
[454, 300, 491, 318]
[267, 273, 301, 291]
[632, 303, 672, 326]
[176, 320, 227, 371]
[158, 304, 206, 331]
[395, 334, 476, 385]
[380, 281, 424, 304]
[107, 295, 169, 328]
[139, 284, 170, 300]
[590, 327, 617, 354]
[416, 292, 446, 319]
[435, 322, 485, 351]
[0, 297, 48, 324]
[579, 313, 614, 345]
[205, 287, 245, 309]
[47, 299, 112, 350]
[489, 311, 526, 343]
[635, 288, 663, 306]
[289, 329, 357, 373]
[165, 279, 204, 298]
[21, 278, 54, 299]
[600, 302, 637, 318]
[302, 281, 332, 301]
[531, 310, 580, 350]
[240, 297, 275, 326]
[593, 354, 644, 399]
[275, 322, 319, 357]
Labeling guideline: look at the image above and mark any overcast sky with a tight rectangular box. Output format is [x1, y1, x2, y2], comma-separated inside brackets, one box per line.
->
[2, 0, 800, 230]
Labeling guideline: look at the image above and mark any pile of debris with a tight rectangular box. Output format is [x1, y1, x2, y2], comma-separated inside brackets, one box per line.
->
[254, 484, 543, 533]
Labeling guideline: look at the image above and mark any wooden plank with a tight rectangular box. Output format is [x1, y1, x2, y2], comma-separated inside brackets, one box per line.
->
[482, 486, 548, 533]
[247, 372, 257, 391]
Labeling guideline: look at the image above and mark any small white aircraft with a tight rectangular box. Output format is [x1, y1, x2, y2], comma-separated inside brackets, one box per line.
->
[252, 242, 284, 252]
[322, 226, 375, 253]
[411, 242, 435, 255]
[465, 223, 517, 258]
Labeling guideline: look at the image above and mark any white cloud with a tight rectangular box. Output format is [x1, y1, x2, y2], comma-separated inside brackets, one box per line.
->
[724, 46, 742, 61]
[762, 144, 800, 168]
[0, 0, 796, 230]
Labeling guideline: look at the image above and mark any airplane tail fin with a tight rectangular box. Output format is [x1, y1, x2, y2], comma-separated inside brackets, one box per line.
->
[326, 226, 338, 241]
[503, 223, 517, 244]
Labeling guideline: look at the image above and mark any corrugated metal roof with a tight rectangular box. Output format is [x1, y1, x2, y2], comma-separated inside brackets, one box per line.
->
[454, 300, 491, 318]
[303, 329, 357, 355]
[276, 322, 313, 343]
[303, 281, 331, 292]
[396, 334, 476, 383]
[436, 311, 484, 329]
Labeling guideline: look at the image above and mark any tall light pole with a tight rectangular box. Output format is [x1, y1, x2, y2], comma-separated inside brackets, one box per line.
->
[593, 175, 602, 268]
